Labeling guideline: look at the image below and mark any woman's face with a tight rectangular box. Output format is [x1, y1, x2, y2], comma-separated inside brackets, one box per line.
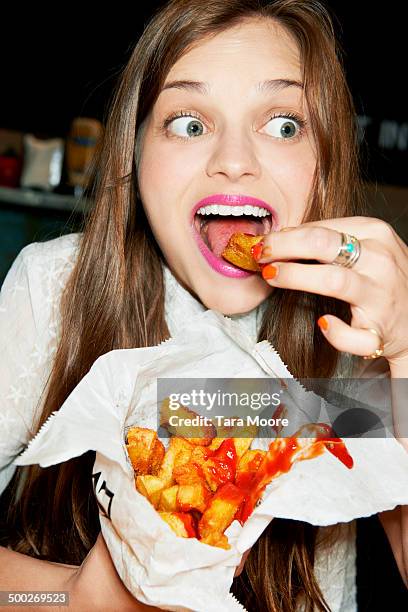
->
[138, 17, 316, 314]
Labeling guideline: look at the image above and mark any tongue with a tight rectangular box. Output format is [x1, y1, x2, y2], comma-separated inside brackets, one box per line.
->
[204, 217, 263, 258]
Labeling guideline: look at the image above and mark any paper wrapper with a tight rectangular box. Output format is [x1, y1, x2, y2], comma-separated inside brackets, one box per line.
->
[15, 310, 408, 612]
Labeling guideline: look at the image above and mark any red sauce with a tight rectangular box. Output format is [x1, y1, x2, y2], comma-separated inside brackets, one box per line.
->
[309, 423, 354, 470]
[235, 428, 353, 523]
[237, 438, 299, 522]
[235, 452, 264, 488]
[207, 438, 237, 488]
[201, 448, 213, 461]
[213, 482, 245, 505]
[167, 425, 353, 541]
[322, 440, 353, 468]
[179, 501, 192, 512]
[174, 512, 197, 538]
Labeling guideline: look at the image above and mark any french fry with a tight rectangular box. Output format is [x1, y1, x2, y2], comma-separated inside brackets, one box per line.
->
[210, 417, 257, 458]
[200, 532, 230, 550]
[221, 233, 264, 272]
[233, 437, 254, 459]
[207, 437, 224, 452]
[173, 462, 206, 486]
[160, 398, 216, 445]
[150, 439, 165, 475]
[159, 511, 197, 538]
[198, 483, 245, 540]
[207, 437, 254, 456]
[158, 437, 193, 487]
[136, 475, 165, 508]
[208, 417, 239, 451]
[126, 427, 157, 474]
[127, 426, 156, 446]
[190, 445, 212, 465]
[177, 483, 211, 513]
[202, 439, 237, 492]
[159, 485, 179, 511]
[237, 449, 266, 473]
[127, 402, 353, 549]
[126, 427, 158, 475]
[236, 449, 266, 488]
[173, 438, 194, 468]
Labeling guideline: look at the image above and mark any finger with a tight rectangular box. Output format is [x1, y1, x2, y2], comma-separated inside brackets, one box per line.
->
[284, 216, 395, 242]
[260, 261, 380, 307]
[255, 227, 384, 275]
[256, 225, 344, 264]
[317, 315, 384, 358]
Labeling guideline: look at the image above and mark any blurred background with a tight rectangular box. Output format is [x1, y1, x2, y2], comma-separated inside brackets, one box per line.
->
[0, 2, 407, 609]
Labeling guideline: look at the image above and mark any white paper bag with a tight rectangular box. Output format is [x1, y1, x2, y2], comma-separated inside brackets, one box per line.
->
[15, 310, 408, 611]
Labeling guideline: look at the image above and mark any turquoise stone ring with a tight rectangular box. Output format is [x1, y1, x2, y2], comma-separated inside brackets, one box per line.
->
[331, 233, 361, 268]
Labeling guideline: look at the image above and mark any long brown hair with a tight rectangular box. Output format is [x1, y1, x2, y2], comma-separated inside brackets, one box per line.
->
[2, 1, 364, 610]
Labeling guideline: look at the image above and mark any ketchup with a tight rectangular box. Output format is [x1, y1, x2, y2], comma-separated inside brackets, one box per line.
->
[174, 512, 197, 538]
[235, 427, 353, 524]
[206, 438, 237, 488]
[170, 425, 354, 540]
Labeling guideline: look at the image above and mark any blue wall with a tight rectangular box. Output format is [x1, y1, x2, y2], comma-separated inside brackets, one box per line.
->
[0, 205, 82, 285]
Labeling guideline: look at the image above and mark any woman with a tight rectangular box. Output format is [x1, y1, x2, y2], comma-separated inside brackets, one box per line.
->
[0, 0, 407, 610]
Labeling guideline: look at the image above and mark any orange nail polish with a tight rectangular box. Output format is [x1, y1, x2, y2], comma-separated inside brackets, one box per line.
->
[261, 264, 278, 280]
[251, 241, 264, 261]
[317, 316, 329, 331]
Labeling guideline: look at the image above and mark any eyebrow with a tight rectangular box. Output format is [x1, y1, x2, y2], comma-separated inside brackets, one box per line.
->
[160, 78, 303, 95]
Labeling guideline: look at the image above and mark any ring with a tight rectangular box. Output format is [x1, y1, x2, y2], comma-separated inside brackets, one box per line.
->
[362, 328, 385, 360]
[331, 232, 361, 268]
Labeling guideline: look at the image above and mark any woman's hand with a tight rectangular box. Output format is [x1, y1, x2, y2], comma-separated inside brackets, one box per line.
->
[69, 533, 160, 611]
[74, 535, 249, 607]
[0, 535, 159, 612]
[254, 216, 408, 369]
[254, 215, 408, 587]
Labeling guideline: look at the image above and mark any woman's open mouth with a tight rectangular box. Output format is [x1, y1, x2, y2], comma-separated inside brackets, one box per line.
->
[191, 195, 277, 278]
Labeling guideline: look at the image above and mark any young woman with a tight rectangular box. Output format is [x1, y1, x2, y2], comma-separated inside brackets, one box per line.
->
[1, 1, 407, 610]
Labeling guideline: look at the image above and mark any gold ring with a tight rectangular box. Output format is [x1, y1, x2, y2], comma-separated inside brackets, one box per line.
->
[362, 328, 385, 359]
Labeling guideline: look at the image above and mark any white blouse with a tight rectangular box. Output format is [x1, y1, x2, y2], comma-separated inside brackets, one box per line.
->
[0, 233, 359, 611]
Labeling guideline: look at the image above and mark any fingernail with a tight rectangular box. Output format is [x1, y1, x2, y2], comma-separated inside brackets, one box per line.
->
[251, 241, 264, 261]
[317, 316, 329, 331]
[257, 245, 272, 262]
[261, 264, 278, 280]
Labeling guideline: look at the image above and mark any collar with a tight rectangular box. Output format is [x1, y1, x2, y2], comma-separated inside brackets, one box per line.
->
[163, 263, 268, 343]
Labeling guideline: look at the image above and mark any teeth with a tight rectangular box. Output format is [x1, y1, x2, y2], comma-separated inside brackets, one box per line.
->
[196, 204, 271, 217]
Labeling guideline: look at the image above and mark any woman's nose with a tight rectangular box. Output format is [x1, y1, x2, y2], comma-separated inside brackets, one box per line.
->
[205, 127, 261, 182]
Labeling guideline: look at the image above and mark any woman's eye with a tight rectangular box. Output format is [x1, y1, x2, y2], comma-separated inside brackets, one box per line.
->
[168, 116, 205, 138]
[263, 117, 301, 139]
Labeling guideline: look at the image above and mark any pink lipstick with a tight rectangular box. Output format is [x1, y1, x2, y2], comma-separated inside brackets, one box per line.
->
[190, 193, 279, 278]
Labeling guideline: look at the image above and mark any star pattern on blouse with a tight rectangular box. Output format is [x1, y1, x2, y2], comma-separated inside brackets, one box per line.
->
[18, 362, 38, 382]
[6, 384, 28, 405]
[29, 342, 50, 368]
[0, 410, 19, 429]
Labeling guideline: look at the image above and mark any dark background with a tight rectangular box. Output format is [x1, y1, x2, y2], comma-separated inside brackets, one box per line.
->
[0, 2, 407, 186]
[0, 3, 407, 609]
